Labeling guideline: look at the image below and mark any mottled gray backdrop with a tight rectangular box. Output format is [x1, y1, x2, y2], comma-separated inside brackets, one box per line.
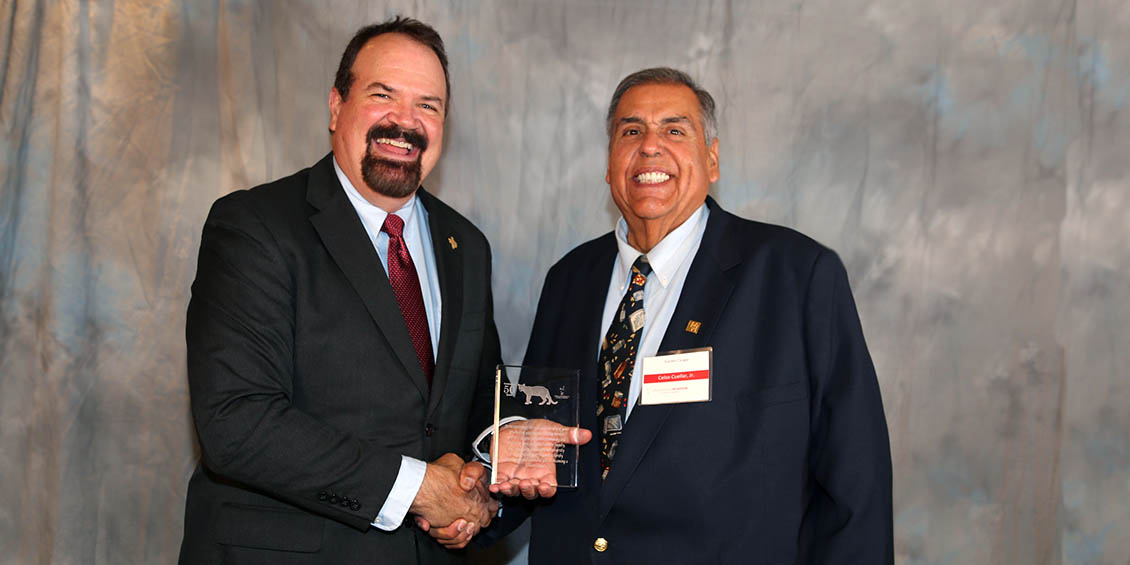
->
[1, 0, 1127, 563]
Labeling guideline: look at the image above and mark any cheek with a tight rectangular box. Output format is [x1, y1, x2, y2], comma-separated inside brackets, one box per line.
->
[609, 148, 633, 173]
[424, 131, 443, 162]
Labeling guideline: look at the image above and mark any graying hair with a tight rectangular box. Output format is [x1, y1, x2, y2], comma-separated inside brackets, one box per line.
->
[605, 67, 717, 145]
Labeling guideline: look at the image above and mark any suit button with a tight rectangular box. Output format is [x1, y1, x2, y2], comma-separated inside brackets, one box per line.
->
[425, 423, 435, 437]
[350, 501, 362, 511]
[594, 537, 608, 552]
[317, 491, 328, 501]
[329, 495, 340, 504]
[340, 497, 350, 507]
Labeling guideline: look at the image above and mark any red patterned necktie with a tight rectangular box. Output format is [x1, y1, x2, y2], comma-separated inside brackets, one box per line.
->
[381, 214, 434, 386]
[598, 254, 651, 480]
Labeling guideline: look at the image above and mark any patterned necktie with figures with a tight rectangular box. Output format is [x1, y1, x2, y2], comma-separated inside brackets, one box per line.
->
[597, 255, 651, 480]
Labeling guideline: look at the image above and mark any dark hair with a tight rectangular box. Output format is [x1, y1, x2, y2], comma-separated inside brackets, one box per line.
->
[333, 16, 450, 105]
[606, 67, 717, 145]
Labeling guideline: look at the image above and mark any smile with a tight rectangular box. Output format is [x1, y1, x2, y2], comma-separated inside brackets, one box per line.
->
[634, 171, 671, 184]
[375, 138, 415, 152]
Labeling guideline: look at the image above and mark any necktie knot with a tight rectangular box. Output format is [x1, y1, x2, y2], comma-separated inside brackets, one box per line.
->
[381, 213, 405, 238]
[628, 255, 651, 289]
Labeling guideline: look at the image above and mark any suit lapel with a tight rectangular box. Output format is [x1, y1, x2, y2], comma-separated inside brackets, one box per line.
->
[306, 154, 430, 401]
[419, 189, 463, 417]
[574, 242, 619, 490]
[599, 199, 740, 518]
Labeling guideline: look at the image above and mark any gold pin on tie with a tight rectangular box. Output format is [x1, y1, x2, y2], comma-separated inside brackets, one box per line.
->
[685, 320, 702, 334]
[448, 236, 458, 249]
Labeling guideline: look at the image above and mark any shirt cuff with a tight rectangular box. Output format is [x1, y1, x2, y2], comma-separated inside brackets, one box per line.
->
[371, 456, 426, 530]
[471, 416, 528, 463]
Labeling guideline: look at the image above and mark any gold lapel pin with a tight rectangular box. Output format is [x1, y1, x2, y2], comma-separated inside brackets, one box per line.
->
[685, 320, 702, 334]
[448, 236, 458, 250]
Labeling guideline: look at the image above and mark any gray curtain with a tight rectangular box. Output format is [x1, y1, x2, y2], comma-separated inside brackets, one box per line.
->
[2, 0, 1127, 563]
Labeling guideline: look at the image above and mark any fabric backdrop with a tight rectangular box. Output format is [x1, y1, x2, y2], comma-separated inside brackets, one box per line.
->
[1, 1, 1127, 563]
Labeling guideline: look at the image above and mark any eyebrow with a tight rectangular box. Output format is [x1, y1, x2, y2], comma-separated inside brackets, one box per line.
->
[616, 116, 692, 127]
[367, 81, 395, 93]
[365, 81, 445, 109]
[420, 94, 445, 109]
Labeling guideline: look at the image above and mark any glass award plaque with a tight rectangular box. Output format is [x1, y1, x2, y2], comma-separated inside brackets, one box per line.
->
[490, 365, 581, 489]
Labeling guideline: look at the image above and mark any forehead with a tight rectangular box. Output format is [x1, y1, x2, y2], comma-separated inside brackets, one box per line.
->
[614, 83, 702, 125]
[351, 33, 446, 98]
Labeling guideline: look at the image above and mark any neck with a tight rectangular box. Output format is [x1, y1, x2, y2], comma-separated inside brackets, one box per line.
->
[332, 149, 424, 212]
[333, 153, 419, 213]
[624, 213, 693, 253]
[360, 186, 416, 214]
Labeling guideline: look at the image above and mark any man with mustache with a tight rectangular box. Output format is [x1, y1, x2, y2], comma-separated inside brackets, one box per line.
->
[437, 68, 893, 563]
[179, 17, 500, 564]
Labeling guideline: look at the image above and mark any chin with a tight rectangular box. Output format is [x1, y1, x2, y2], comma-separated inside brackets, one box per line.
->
[625, 199, 674, 219]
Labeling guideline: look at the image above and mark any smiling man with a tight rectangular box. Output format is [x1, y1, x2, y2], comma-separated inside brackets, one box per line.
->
[179, 17, 501, 565]
[463, 68, 894, 564]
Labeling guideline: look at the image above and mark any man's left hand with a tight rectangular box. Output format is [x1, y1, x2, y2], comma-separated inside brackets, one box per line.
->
[490, 419, 592, 499]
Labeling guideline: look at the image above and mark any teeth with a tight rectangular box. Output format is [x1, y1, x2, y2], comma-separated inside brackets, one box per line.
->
[376, 138, 414, 150]
[635, 171, 670, 184]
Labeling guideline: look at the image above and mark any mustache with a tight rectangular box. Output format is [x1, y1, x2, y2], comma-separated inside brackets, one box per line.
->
[366, 124, 428, 152]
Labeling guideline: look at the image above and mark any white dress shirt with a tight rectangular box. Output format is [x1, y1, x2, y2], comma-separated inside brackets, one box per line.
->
[333, 158, 440, 530]
[471, 204, 710, 464]
[600, 204, 709, 421]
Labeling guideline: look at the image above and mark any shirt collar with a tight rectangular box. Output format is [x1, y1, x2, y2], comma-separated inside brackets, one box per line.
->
[333, 154, 419, 232]
[613, 203, 708, 290]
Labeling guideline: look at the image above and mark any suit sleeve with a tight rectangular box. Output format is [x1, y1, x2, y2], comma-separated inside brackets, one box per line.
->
[800, 250, 894, 564]
[186, 194, 403, 531]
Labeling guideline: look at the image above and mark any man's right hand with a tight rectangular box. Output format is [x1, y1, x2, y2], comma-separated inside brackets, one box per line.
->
[409, 453, 497, 532]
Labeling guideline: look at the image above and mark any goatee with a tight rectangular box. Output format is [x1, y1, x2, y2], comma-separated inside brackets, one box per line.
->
[362, 154, 421, 199]
[361, 124, 429, 198]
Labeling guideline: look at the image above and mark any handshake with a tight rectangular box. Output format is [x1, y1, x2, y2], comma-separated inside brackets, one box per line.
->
[408, 421, 592, 549]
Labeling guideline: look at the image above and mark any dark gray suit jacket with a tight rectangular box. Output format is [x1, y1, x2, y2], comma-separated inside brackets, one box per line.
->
[180, 154, 499, 564]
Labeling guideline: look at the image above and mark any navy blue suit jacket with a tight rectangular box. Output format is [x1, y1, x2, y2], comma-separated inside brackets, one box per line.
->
[484, 198, 892, 564]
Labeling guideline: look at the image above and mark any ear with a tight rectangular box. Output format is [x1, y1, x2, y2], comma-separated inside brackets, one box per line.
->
[329, 88, 344, 133]
[706, 137, 720, 184]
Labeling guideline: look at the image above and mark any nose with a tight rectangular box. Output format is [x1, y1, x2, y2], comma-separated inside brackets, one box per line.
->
[386, 100, 420, 130]
[638, 129, 662, 157]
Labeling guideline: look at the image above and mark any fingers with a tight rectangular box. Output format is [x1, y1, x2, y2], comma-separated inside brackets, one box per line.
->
[414, 516, 431, 532]
[426, 519, 476, 549]
[489, 480, 520, 497]
[536, 481, 558, 498]
[491, 477, 545, 500]
[566, 426, 593, 445]
[459, 461, 487, 491]
[517, 478, 542, 500]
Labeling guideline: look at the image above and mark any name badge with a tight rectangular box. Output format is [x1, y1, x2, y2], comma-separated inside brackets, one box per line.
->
[639, 347, 712, 406]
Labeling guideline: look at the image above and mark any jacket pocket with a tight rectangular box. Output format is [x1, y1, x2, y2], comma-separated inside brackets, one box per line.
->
[216, 502, 324, 553]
